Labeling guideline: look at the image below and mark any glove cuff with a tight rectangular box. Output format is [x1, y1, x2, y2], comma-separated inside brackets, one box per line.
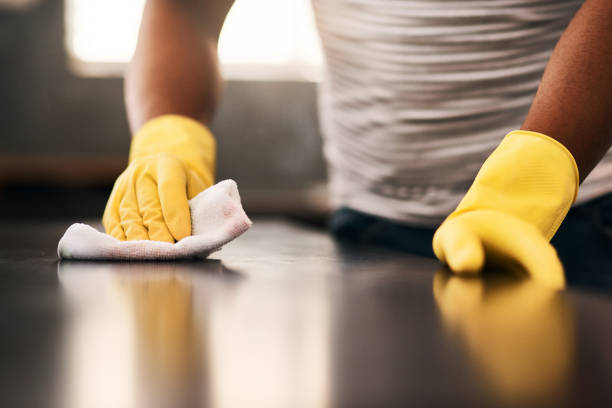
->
[129, 114, 216, 187]
[450, 130, 579, 241]
[506, 130, 579, 203]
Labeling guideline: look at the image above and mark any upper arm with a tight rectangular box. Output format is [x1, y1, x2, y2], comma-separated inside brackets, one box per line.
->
[171, 0, 235, 40]
[201, 0, 235, 40]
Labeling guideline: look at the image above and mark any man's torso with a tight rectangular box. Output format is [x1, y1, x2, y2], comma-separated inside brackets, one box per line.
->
[312, 0, 612, 225]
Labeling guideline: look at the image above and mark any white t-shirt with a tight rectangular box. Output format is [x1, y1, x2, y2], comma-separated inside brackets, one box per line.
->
[312, 0, 612, 226]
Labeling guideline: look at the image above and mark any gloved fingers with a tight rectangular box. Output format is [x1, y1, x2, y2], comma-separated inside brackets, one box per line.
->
[186, 169, 208, 200]
[135, 174, 175, 243]
[433, 217, 485, 275]
[103, 173, 127, 241]
[458, 211, 565, 290]
[119, 172, 149, 241]
[157, 156, 191, 241]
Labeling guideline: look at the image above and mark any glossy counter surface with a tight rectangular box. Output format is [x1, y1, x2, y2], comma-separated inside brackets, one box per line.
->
[1, 219, 611, 407]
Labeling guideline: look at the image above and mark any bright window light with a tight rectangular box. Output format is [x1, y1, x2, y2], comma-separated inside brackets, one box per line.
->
[64, 0, 323, 81]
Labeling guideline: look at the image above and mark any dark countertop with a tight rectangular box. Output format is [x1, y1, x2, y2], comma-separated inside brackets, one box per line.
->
[1, 218, 611, 407]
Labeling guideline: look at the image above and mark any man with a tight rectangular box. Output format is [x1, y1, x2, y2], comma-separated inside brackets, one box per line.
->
[103, 0, 612, 287]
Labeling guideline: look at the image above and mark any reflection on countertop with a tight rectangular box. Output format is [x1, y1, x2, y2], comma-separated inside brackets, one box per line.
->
[57, 258, 332, 408]
[1, 219, 611, 407]
[434, 271, 575, 406]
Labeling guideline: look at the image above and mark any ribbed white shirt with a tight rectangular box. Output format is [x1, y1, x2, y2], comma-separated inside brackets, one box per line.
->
[313, 0, 612, 226]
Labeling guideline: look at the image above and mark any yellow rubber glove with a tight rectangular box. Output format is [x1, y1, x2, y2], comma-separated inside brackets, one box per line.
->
[432, 131, 579, 289]
[103, 115, 215, 242]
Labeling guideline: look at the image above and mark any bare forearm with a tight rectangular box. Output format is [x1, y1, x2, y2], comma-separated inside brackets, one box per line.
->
[522, 0, 612, 182]
[125, 0, 231, 133]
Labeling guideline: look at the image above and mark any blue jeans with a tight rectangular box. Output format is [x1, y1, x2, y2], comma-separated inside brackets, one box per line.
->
[329, 193, 612, 291]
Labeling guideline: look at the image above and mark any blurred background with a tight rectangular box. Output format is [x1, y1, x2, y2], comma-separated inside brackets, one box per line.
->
[0, 0, 329, 223]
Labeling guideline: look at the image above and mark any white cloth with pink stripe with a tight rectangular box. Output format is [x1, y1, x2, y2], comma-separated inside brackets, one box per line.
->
[58, 179, 252, 260]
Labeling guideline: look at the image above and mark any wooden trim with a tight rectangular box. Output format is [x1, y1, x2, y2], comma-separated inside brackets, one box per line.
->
[0, 154, 127, 185]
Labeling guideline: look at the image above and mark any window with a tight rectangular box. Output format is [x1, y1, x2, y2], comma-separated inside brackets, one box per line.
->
[64, 0, 323, 81]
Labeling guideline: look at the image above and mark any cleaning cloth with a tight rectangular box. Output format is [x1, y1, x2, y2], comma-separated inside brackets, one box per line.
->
[58, 179, 252, 260]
